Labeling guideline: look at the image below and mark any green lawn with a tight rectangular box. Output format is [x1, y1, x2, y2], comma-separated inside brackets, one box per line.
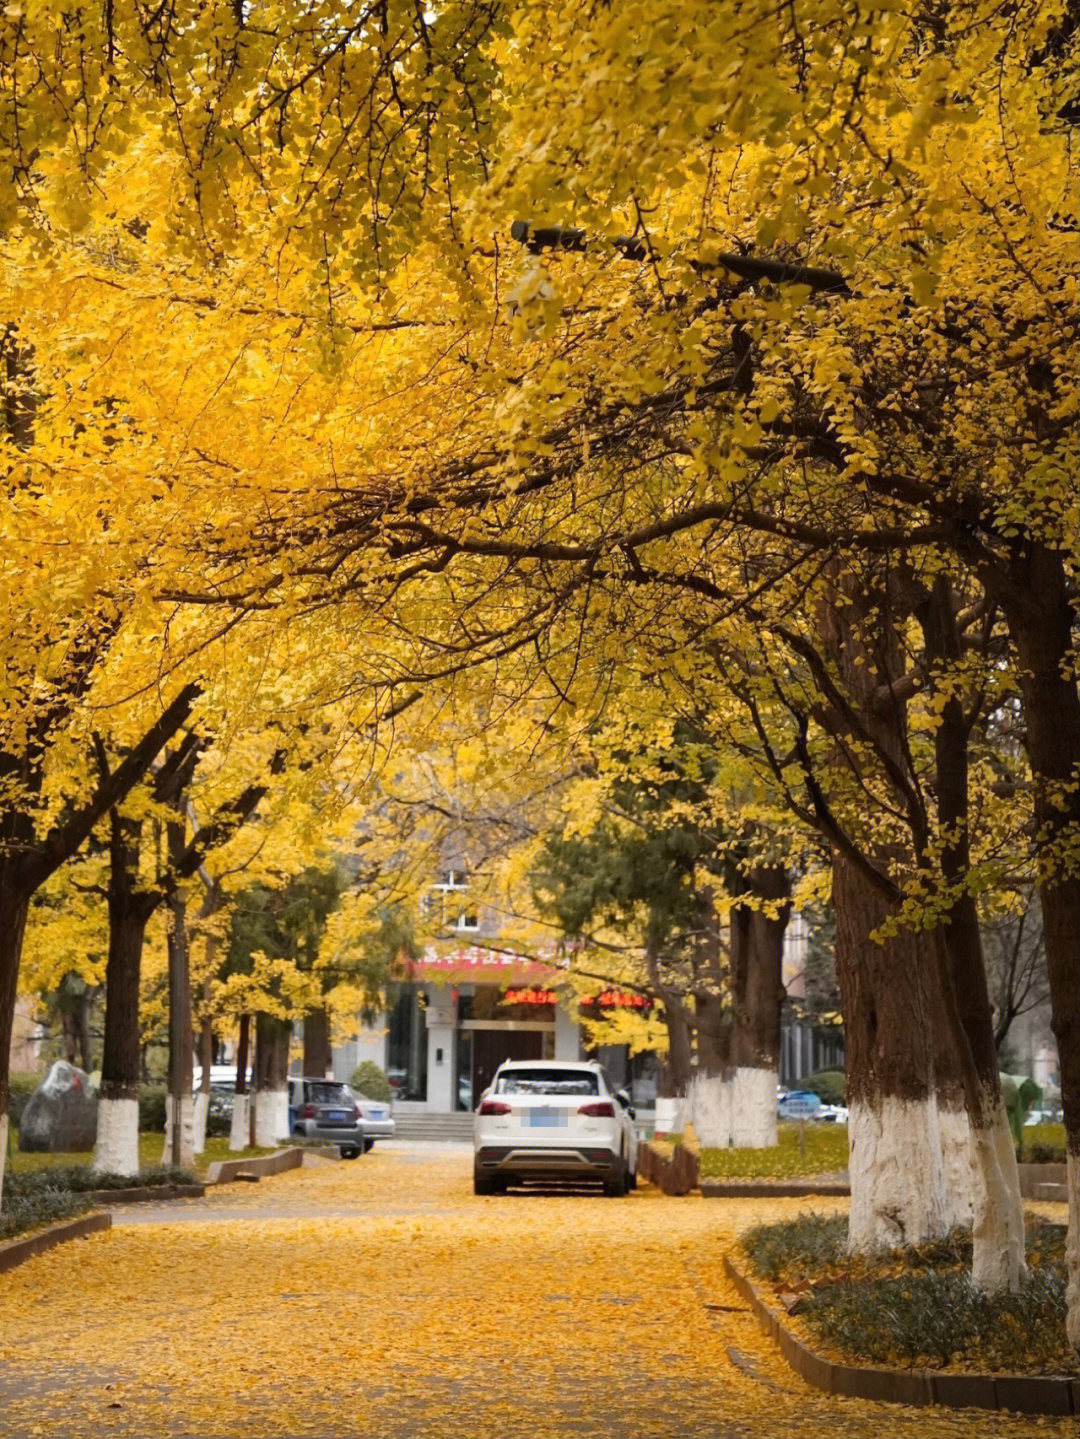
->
[699, 1121, 849, 1180]
[6, 1131, 275, 1178]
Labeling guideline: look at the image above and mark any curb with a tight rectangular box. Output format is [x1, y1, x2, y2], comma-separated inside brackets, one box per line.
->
[1018, 1162, 1067, 1200]
[638, 1131, 700, 1195]
[0, 1212, 113, 1275]
[87, 1183, 205, 1205]
[204, 1146, 305, 1186]
[723, 1252, 1079, 1416]
[702, 1179, 850, 1198]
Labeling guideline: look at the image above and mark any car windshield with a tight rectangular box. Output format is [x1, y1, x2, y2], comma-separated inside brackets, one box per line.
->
[309, 1083, 351, 1105]
[494, 1068, 599, 1096]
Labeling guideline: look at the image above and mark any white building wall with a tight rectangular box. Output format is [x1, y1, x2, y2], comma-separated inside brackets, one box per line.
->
[555, 1005, 580, 1061]
[427, 1024, 455, 1111]
[333, 1022, 387, 1085]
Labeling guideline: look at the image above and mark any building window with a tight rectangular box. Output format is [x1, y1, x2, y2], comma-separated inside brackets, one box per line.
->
[435, 869, 468, 890]
[455, 913, 480, 931]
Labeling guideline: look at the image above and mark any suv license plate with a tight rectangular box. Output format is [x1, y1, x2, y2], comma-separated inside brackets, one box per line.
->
[529, 1108, 567, 1127]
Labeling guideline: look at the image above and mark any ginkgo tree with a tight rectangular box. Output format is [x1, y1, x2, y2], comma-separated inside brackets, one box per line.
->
[0, 0, 1075, 1352]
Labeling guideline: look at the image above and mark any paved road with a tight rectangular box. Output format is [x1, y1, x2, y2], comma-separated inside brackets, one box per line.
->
[0, 1145, 1069, 1438]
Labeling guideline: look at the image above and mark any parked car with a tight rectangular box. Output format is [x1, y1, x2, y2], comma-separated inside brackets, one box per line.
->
[288, 1077, 365, 1158]
[288, 1077, 395, 1157]
[1024, 1106, 1064, 1127]
[473, 1060, 638, 1196]
[351, 1087, 395, 1150]
[815, 1104, 849, 1124]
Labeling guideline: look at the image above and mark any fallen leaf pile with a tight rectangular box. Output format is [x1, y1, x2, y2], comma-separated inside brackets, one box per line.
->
[0, 1148, 1071, 1438]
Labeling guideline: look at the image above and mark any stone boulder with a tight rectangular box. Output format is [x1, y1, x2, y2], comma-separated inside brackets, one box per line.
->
[18, 1062, 98, 1153]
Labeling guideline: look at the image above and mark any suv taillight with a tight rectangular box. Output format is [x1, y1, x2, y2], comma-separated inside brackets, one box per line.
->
[578, 1101, 615, 1117]
[479, 1099, 511, 1115]
[303, 1103, 316, 1119]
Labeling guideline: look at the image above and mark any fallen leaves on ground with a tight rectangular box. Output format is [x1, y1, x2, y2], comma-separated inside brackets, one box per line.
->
[0, 1147, 1071, 1438]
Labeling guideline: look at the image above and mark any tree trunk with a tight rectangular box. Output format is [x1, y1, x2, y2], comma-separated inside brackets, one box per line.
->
[816, 574, 952, 1250]
[193, 1008, 214, 1156]
[192, 888, 220, 1157]
[230, 1012, 251, 1151]
[920, 576, 1025, 1290]
[646, 946, 693, 1115]
[303, 1007, 333, 1078]
[95, 814, 156, 1178]
[254, 1012, 291, 1147]
[165, 823, 195, 1170]
[0, 869, 31, 1209]
[999, 542, 1080, 1351]
[730, 865, 789, 1149]
[688, 990, 730, 1147]
[834, 851, 950, 1250]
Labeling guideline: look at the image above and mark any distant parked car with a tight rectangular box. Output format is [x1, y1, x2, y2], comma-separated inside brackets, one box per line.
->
[1024, 1106, 1064, 1127]
[815, 1104, 849, 1124]
[288, 1077, 395, 1157]
[289, 1077, 366, 1158]
[351, 1086, 395, 1150]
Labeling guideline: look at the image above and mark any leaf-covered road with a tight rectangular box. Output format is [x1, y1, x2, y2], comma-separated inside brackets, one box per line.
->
[0, 1144, 1071, 1438]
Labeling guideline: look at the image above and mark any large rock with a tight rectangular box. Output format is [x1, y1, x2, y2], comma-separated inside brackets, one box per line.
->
[19, 1062, 98, 1153]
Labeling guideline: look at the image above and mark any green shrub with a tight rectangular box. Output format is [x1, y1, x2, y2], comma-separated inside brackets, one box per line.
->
[741, 1215, 1075, 1375]
[743, 1213, 848, 1281]
[803, 1069, 845, 1105]
[806, 1266, 1070, 1373]
[139, 1084, 167, 1132]
[0, 1188, 92, 1241]
[4, 1163, 197, 1196]
[1019, 1124, 1066, 1164]
[350, 1061, 391, 1104]
[8, 1073, 43, 1128]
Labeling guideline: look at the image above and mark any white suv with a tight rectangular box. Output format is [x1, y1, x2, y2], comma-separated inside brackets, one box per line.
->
[473, 1060, 638, 1196]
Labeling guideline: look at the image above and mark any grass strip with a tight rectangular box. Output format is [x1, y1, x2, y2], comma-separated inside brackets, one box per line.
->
[700, 1122, 848, 1180]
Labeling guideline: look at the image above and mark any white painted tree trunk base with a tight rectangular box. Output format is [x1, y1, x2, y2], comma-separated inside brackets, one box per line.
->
[688, 1072, 730, 1148]
[969, 1099, 1027, 1294]
[1065, 1151, 1078, 1359]
[936, 1101, 974, 1228]
[192, 1091, 209, 1155]
[161, 1093, 196, 1168]
[93, 1098, 140, 1177]
[254, 1088, 290, 1148]
[848, 1096, 949, 1251]
[228, 1094, 250, 1151]
[654, 1095, 687, 1135]
[730, 1067, 778, 1149]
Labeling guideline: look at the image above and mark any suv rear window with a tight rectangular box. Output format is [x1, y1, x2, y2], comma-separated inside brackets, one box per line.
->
[494, 1069, 599, 1096]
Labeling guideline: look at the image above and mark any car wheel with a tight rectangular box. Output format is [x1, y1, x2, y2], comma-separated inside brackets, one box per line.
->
[603, 1158, 627, 1197]
[362, 1138, 375, 1153]
[473, 1168, 505, 1195]
[340, 1146, 360, 1159]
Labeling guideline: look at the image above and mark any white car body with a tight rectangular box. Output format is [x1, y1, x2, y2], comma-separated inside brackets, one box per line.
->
[351, 1087, 395, 1147]
[473, 1060, 638, 1195]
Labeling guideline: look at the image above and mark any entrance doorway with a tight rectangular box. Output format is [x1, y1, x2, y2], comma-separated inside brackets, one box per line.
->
[471, 1029, 544, 1101]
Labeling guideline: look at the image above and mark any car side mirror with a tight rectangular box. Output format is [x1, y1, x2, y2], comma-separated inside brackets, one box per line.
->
[616, 1088, 635, 1118]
